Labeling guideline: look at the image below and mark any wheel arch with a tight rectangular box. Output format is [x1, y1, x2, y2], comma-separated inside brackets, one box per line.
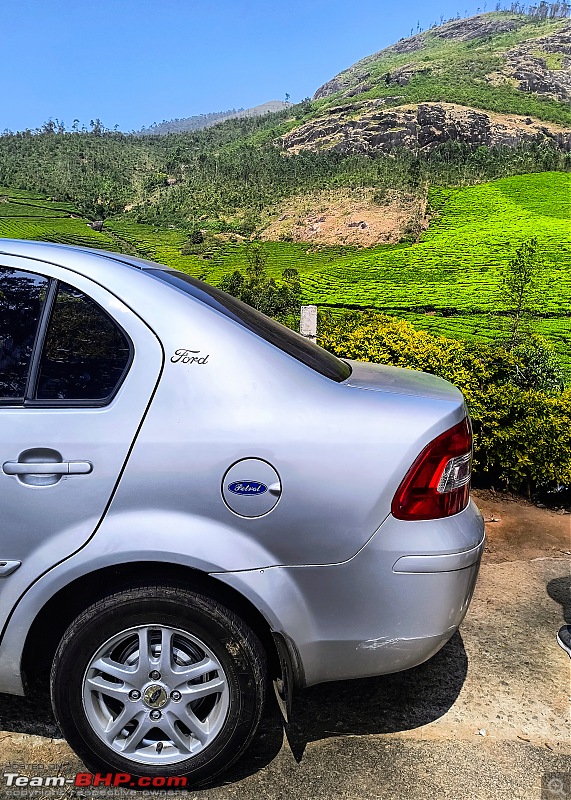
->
[21, 561, 283, 687]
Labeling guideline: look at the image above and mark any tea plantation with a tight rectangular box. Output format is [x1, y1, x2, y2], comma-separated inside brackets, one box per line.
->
[0, 188, 117, 249]
[1, 171, 569, 371]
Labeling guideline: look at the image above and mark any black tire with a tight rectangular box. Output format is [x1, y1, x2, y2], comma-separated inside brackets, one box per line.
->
[50, 583, 266, 787]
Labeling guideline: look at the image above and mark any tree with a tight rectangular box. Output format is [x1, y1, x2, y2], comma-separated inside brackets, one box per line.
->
[244, 242, 268, 280]
[218, 244, 301, 320]
[500, 237, 542, 345]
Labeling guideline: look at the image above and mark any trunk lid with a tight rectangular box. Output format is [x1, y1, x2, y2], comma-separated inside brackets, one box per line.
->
[343, 359, 464, 404]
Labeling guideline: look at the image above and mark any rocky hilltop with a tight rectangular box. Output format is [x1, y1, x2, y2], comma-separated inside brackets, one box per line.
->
[313, 14, 570, 103]
[281, 13, 571, 155]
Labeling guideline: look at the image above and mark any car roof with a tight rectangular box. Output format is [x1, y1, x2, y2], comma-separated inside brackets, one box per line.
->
[0, 238, 167, 275]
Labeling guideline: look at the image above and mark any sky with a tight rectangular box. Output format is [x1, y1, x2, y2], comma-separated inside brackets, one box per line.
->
[2, 0, 491, 133]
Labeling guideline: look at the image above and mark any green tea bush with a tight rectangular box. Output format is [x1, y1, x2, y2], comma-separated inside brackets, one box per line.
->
[319, 310, 571, 494]
[474, 383, 571, 493]
[499, 333, 564, 392]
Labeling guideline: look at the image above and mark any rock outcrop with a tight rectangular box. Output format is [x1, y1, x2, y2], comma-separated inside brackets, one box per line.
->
[290, 14, 571, 158]
[280, 102, 571, 154]
[432, 14, 523, 41]
[488, 24, 571, 103]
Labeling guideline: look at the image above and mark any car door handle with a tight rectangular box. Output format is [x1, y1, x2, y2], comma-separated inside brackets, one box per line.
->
[3, 461, 92, 475]
[0, 560, 22, 577]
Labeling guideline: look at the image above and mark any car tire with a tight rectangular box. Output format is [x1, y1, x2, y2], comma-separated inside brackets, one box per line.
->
[50, 582, 266, 787]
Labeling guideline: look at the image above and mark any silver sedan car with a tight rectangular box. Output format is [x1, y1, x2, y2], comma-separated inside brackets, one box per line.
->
[0, 240, 484, 785]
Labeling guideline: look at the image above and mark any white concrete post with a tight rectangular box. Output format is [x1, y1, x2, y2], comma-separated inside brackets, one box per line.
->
[300, 305, 318, 342]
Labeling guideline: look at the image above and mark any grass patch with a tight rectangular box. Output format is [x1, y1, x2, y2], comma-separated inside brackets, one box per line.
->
[532, 49, 566, 70]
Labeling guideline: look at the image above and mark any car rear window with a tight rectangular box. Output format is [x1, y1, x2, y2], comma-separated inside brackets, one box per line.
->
[147, 269, 351, 383]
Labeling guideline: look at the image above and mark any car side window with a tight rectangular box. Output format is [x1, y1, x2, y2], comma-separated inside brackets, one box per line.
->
[0, 267, 49, 400]
[35, 283, 131, 401]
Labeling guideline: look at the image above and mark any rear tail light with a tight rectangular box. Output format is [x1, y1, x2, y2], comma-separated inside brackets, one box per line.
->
[391, 417, 472, 521]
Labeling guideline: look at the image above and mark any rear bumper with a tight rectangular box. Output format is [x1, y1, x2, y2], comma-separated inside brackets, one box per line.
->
[216, 499, 485, 686]
[297, 552, 482, 683]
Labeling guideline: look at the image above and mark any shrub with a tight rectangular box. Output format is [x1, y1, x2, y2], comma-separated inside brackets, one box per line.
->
[474, 383, 571, 494]
[180, 229, 205, 254]
[318, 310, 571, 495]
[498, 333, 564, 393]
[372, 187, 389, 205]
[218, 245, 301, 321]
[187, 228, 204, 245]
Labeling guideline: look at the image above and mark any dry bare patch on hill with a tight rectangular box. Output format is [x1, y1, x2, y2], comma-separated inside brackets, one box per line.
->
[259, 189, 428, 246]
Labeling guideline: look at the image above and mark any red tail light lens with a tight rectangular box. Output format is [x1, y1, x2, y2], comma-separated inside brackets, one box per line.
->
[391, 417, 472, 521]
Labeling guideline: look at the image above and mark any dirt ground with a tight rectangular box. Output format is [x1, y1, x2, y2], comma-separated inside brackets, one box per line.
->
[259, 188, 427, 247]
[0, 492, 569, 798]
[472, 488, 571, 563]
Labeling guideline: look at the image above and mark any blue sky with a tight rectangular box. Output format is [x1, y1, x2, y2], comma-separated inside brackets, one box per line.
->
[3, 0, 490, 132]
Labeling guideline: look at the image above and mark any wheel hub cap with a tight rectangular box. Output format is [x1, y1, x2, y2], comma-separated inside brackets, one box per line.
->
[143, 684, 168, 709]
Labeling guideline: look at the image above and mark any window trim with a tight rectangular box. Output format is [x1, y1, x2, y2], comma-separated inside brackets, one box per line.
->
[24, 278, 58, 401]
[0, 267, 51, 406]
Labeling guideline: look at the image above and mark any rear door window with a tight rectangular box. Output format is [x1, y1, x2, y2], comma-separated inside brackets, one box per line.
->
[35, 283, 132, 401]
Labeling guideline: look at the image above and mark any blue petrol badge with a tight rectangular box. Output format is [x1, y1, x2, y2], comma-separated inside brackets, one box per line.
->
[228, 481, 268, 496]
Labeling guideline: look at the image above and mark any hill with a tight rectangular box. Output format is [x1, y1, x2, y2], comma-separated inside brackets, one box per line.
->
[0, 13, 569, 232]
[282, 12, 571, 154]
[139, 100, 292, 135]
[0, 10, 568, 382]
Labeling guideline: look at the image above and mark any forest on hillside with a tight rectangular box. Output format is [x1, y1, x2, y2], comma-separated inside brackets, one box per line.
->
[1, 7, 569, 230]
[0, 106, 569, 232]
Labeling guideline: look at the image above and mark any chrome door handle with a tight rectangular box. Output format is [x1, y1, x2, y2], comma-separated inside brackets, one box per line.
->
[3, 461, 92, 475]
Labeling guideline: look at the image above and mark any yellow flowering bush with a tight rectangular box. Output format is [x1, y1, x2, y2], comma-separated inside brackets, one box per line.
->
[319, 311, 571, 493]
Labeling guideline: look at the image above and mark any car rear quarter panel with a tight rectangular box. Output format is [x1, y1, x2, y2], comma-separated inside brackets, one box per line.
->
[216, 499, 485, 685]
[102, 281, 468, 567]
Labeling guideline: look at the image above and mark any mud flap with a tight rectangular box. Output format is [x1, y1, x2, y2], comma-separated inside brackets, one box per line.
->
[271, 631, 298, 724]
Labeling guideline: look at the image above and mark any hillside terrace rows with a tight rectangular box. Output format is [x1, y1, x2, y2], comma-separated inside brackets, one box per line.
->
[0, 171, 568, 369]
